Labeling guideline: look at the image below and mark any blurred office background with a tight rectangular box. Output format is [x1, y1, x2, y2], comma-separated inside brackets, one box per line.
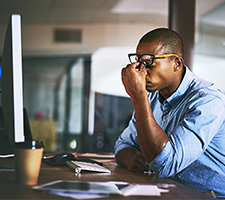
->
[0, 0, 225, 153]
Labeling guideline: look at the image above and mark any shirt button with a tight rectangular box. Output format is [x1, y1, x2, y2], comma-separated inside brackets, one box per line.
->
[163, 116, 167, 119]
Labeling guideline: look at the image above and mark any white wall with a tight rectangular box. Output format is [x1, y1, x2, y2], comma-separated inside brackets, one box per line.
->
[0, 22, 165, 55]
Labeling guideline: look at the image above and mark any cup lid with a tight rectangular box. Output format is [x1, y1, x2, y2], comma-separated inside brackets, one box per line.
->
[13, 141, 44, 149]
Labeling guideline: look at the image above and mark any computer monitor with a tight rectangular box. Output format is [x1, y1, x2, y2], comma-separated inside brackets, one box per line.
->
[0, 14, 32, 155]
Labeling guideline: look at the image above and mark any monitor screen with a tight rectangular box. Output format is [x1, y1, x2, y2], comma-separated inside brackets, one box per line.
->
[0, 14, 25, 155]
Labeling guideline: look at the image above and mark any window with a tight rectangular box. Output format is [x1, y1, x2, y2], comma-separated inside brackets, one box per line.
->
[194, 0, 225, 93]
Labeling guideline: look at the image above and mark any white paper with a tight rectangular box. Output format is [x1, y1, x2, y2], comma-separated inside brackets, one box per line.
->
[121, 184, 169, 196]
[50, 191, 108, 200]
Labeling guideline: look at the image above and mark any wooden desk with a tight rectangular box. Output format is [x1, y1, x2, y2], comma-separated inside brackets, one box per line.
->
[0, 157, 213, 199]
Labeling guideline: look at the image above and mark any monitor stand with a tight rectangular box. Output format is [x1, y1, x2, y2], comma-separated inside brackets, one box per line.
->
[0, 107, 33, 155]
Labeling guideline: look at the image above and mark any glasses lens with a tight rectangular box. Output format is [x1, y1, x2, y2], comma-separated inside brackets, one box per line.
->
[142, 55, 153, 65]
[129, 55, 138, 63]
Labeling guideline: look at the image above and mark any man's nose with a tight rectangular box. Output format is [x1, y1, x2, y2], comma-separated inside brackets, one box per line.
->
[137, 57, 143, 63]
[136, 61, 145, 69]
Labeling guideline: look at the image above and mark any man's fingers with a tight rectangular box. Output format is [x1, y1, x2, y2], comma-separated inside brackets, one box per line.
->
[121, 67, 126, 76]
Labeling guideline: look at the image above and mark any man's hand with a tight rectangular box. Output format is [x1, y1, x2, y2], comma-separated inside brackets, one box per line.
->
[121, 63, 147, 100]
[116, 148, 148, 172]
[121, 62, 169, 163]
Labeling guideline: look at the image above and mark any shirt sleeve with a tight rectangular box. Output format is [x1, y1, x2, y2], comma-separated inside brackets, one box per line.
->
[147, 93, 225, 178]
[114, 112, 140, 158]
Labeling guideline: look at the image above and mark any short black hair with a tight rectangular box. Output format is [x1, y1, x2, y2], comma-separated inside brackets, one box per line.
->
[139, 28, 184, 57]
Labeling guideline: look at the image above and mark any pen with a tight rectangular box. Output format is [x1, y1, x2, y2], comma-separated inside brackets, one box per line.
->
[144, 170, 152, 175]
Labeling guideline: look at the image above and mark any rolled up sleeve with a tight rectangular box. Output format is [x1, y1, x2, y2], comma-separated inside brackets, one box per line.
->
[147, 95, 225, 178]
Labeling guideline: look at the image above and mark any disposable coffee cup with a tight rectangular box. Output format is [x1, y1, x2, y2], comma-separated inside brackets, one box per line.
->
[13, 141, 44, 185]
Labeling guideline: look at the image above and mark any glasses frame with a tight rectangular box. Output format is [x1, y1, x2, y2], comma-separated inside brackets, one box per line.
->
[128, 53, 179, 66]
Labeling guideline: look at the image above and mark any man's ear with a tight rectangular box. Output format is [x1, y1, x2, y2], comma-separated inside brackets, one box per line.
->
[174, 57, 183, 72]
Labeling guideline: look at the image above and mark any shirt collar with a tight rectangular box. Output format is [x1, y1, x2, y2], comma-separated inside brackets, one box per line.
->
[158, 65, 213, 107]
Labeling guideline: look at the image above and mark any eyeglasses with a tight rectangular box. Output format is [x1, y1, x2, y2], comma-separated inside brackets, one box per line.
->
[128, 53, 179, 66]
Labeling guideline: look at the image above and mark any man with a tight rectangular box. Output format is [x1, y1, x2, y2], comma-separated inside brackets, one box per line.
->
[114, 28, 225, 198]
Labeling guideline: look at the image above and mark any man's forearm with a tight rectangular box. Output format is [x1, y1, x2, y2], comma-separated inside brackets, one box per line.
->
[116, 147, 139, 168]
[116, 147, 147, 172]
[132, 92, 169, 162]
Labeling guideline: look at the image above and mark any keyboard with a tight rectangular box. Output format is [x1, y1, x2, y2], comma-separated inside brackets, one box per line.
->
[66, 160, 111, 173]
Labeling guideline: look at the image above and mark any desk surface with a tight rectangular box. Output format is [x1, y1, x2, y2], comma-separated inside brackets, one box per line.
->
[0, 157, 213, 199]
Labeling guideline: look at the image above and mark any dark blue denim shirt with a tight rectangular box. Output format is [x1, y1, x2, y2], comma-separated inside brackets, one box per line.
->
[114, 66, 225, 198]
